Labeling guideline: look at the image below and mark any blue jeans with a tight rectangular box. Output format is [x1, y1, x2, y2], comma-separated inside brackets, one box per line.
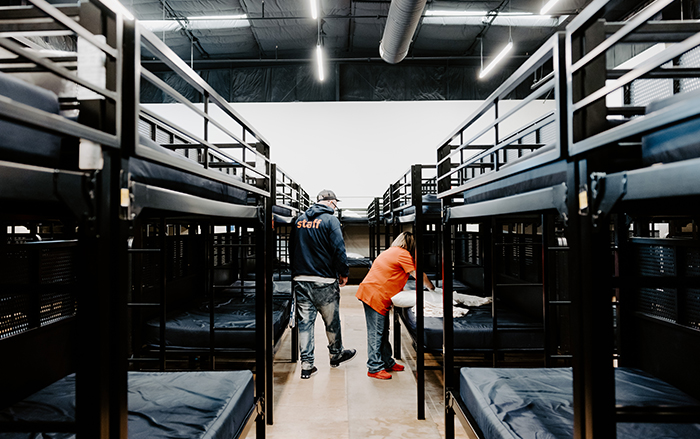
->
[294, 280, 344, 370]
[363, 302, 396, 373]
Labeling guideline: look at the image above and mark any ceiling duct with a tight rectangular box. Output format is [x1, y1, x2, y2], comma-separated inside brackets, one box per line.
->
[379, 0, 428, 64]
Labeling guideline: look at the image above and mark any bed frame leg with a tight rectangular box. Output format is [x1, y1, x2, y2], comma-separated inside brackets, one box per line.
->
[445, 404, 455, 439]
[256, 413, 265, 439]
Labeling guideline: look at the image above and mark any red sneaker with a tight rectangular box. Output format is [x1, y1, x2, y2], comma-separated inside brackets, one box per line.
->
[368, 370, 392, 380]
[385, 363, 405, 372]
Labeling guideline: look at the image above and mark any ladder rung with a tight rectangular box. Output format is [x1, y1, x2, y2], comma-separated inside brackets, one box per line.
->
[548, 300, 572, 305]
[549, 354, 573, 358]
[128, 357, 161, 362]
[547, 247, 570, 251]
[128, 248, 161, 253]
[127, 302, 160, 307]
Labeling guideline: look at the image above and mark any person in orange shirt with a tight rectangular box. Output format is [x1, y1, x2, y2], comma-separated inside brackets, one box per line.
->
[356, 231, 435, 380]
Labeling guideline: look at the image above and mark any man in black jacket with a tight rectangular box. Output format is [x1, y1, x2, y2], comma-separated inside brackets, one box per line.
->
[290, 189, 356, 379]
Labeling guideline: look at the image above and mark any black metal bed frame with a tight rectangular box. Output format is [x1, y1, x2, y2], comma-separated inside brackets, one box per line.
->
[0, 1, 273, 436]
[440, 0, 700, 438]
[367, 197, 387, 261]
[376, 164, 442, 420]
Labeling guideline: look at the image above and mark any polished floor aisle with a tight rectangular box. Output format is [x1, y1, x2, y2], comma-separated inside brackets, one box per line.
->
[249, 285, 471, 439]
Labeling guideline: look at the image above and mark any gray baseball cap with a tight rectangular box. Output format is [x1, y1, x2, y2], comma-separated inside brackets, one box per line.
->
[317, 189, 340, 202]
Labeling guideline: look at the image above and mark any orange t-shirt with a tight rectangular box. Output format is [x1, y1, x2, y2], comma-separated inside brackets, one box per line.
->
[356, 246, 415, 315]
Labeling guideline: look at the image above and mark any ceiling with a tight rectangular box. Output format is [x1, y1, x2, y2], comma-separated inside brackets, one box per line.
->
[124, 0, 597, 101]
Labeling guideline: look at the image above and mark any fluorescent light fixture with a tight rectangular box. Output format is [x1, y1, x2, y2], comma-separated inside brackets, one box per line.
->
[316, 44, 324, 81]
[141, 18, 249, 32]
[423, 13, 563, 27]
[426, 10, 537, 17]
[425, 10, 488, 16]
[540, 0, 560, 15]
[187, 14, 247, 20]
[310, 0, 318, 19]
[479, 41, 513, 79]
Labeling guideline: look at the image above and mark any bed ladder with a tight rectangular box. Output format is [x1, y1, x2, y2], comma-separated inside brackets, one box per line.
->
[543, 215, 573, 367]
[127, 219, 167, 371]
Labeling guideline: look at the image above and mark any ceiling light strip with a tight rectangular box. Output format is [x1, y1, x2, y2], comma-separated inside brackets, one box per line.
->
[310, 0, 318, 19]
[316, 44, 324, 81]
[479, 41, 513, 79]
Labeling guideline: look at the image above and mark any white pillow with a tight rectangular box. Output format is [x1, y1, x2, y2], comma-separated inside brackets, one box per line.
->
[391, 291, 416, 307]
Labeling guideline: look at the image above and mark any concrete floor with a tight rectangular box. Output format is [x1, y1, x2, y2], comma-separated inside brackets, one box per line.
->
[246, 285, 471, 439]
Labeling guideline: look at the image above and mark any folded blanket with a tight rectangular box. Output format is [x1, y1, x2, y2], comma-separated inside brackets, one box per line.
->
[391, 288, 492, 318]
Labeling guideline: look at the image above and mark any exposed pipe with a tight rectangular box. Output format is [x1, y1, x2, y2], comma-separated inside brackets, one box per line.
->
[379, 0, 427, 64]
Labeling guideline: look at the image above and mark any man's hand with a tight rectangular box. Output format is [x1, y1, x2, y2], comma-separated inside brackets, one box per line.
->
[339, 276, 348, 287]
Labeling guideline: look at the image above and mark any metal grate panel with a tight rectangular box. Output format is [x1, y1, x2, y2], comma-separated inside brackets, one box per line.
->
[0, 294, 30, 339]
[155, 127, 171, 145]
[637, 287, 676, 322]
[39, 246, 77, 284]
[539, 120, 557, 146]
[40, 289, 76, 325]
[636, 245, 676, 276]
[680, 46, 700, 92]
[0, 247, 31, 284]
[630, 76, 673, 107]
[138, 119, 152, 139]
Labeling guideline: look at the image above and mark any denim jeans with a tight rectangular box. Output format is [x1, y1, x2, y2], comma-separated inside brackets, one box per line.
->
[294, 280, 344, 370]
[363, 302, 396, 373]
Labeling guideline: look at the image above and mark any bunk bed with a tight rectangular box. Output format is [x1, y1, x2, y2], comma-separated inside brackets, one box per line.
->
[367, 197, 388, 261]
[125, 16, 279, 425]
[272, 165, 310, 281]
[444, 0, 700, 437]
[139, 165, 307, 363]
[339, 207, 372, 284]
[436, 29, 572, 436]
[0, 2, 266, 436]
[379, 164, 443, 419]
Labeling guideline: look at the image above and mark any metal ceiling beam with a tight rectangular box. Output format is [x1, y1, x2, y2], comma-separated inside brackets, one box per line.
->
[239, 0, 266, 58]
[141, 54, 529, 70]
[157, 0, 210, 59]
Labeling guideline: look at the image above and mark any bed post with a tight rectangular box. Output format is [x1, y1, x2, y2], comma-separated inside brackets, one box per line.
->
[255, 198, 268, 437]
[442, 216, 455, 438]
[74, 1, 127, 436]
[412, 164, 426, 420]
[265, 164, 276, 425]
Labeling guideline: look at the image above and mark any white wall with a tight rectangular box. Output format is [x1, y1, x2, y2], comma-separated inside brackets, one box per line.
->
[144, 99, 554, 209]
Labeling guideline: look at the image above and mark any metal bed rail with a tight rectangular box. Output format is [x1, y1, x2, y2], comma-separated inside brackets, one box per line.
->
[566, 0, 700, 158]
[131, 22, 272, 200]
[0, 0, 122, 158]
[384, 164, 438, 218]
[436, 32, 567, 201]
[275, 165, 307, 215]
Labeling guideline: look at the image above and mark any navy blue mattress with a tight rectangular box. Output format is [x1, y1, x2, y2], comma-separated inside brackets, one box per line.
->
[273, 204, 295, 224]
[0, 371, 255, 439]
[400, 194, 441, 216]
[460, 367, 700, 439]
[144, 282, 292, 351]
[460, 159, 567, 205]
[642, 89, 700, 166]
[347, 256, 372, 268]
[130, 136, 247, 205]
[0, 72, 64, 168]
[399, 303, 543, 353]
